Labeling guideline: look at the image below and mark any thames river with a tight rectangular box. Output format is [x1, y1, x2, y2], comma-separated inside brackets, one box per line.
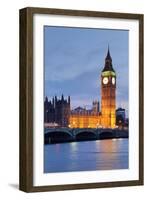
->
[44, 138, 128, 173]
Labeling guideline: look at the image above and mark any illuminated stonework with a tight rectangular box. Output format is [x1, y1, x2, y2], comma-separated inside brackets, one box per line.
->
[69, 114, 101, 128]
[101, 47, 116, 128]
[69, 47, 116, 129]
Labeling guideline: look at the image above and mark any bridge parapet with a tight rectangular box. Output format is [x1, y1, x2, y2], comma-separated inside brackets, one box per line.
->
[44, 128, 128, 144]
[45, 128, 117, 136]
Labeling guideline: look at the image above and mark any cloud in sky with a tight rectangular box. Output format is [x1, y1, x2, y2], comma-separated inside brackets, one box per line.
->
[44, 26, 129, 115]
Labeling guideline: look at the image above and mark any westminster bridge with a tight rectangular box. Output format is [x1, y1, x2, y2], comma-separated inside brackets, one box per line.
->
[44, 128, 128, 144]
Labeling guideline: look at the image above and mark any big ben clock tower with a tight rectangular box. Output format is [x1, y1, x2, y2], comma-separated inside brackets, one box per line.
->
[101, 47, 116, 128]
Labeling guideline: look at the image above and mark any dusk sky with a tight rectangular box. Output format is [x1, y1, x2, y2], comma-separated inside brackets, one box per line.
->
[44, 26, 129, 116]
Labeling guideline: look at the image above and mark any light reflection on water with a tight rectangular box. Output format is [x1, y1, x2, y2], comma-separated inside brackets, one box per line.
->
[44, 139, 128, 173]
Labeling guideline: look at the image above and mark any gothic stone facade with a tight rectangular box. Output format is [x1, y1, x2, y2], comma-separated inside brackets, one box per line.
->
[44, 95, 70, 127]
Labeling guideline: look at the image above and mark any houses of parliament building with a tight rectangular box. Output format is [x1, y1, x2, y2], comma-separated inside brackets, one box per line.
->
[44, 48, 116, 129]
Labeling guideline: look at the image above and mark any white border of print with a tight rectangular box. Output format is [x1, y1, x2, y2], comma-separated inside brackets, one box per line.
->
[33, 14, 139, 186]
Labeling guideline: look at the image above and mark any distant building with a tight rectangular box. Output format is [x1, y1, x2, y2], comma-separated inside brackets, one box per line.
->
[71, 106, 86, 114]
[44, 95, 70, 127]
[116, 107, 126, 126]
[92, 100, 100, 114]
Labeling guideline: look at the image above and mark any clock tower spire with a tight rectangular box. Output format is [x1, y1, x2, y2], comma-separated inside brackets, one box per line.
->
[101, 47, 116, 128]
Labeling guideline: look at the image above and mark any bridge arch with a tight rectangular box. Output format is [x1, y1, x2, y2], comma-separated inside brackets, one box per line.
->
[99, 130, 115, 139]
[75, 130, 97, 141]
[45, 130, 73, 144]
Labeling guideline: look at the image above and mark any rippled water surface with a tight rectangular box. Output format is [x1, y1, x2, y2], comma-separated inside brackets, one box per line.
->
[44, 138, 128, 173]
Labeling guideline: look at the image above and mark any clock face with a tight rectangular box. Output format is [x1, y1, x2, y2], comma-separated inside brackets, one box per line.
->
[112, 77, 115, 85]
[103, 77, 108, 85]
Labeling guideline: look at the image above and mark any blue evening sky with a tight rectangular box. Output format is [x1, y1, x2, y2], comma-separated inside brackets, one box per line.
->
[44, 26, 129, 115]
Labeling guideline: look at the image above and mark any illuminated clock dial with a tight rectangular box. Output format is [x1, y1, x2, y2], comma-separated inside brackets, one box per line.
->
[103, 77, 108, 84]
[112, 77, 115, 85]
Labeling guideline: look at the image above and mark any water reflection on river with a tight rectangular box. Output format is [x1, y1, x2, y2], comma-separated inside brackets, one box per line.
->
[44, 138, 128, 173]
